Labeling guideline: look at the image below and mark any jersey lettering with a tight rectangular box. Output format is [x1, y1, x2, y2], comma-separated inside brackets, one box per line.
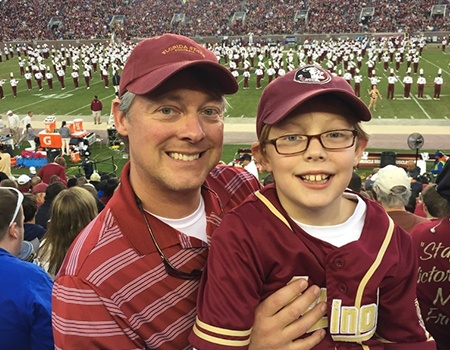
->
[301, 284, 379, 341]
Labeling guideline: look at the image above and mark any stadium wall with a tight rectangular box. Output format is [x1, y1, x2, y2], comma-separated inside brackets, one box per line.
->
[2, 31, 450, 48]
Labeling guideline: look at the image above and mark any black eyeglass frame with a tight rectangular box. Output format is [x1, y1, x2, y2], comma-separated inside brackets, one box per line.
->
[135, 196, 203, 280]
[264, 129, 358, 155]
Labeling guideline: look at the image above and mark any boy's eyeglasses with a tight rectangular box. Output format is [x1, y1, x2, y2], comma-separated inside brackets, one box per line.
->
[135, 196, 202, 280]
[0, 187, 24, 227]
[265, 129, 358, 155]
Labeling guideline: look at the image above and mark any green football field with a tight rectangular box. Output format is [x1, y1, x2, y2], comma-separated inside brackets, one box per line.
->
[1, 43, 449, 179]
[1, 45, 449, 120]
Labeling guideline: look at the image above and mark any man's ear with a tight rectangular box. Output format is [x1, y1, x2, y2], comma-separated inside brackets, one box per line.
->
[113, 98, 129, 137]
[8, 222, 20, 240]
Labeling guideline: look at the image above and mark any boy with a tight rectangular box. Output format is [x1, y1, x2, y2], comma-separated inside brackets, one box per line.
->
[190, 65, 435, 349]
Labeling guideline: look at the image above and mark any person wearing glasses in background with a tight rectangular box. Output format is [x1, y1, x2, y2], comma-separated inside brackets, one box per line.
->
[190, 66, 435, 349]
[52, 35, 326, 350]
[0, 187, 54, 349]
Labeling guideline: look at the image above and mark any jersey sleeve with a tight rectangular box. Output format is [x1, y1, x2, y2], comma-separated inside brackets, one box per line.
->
[52, 275, 142, 349]
[375, 228, 435, 349]
[189, 212, 262, 350]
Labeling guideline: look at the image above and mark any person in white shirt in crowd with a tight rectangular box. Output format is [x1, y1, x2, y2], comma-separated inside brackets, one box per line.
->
[238, 153, 259, 180]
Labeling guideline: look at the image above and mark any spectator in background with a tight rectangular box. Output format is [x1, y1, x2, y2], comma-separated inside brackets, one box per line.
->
[89, 171, 101, 190]
[37, 156, 67, 185]
[32, 182, 48, 207]
[0, 144, 12, 179]
[406, 160, 421, 179]
[90, 95, 103, 125]
[98, 176, 119, 205]
[58, 121, 71, 156]
[237, 153, 259, 180]
[22, 193, 45, 251]
[0, 187, 54, 349]
[410, 163, 450, 350]
[17, 174, 32, 193]
[39, 187, 98, 278]
[35, 181, 66, 230]
[373, 165, 428, 232]
[82, 183, 105, 213]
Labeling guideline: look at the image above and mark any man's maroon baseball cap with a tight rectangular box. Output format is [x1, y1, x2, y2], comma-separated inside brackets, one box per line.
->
[256, 65, 372, 138]
[119, 34, 238, 97]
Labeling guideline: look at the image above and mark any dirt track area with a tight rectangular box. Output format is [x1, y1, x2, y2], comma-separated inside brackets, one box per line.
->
[223, 118, 450, 150]
[31, 115, 449, 151]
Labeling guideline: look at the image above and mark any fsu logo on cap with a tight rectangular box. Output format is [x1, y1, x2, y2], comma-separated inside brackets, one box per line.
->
[294, 65, 331, 84]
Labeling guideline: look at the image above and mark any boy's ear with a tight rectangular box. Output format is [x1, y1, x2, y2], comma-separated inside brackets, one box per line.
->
[251, 141, 273, 173]
[353, 138, 368, 168]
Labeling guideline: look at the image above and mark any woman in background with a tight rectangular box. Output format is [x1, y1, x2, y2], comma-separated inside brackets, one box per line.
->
[25, 123, 38, 150]
[39, 186, 98, 278]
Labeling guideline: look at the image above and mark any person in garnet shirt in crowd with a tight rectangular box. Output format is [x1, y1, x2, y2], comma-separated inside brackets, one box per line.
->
[37, 156, 67, 185]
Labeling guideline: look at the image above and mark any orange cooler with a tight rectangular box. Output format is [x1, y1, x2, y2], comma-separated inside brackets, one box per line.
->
[73, 118, 84, 132]
[44, 116, 57, 133]
[39, 132, 62, 148]
[67, 121, 75, 133]
[70, 152, 81, 162]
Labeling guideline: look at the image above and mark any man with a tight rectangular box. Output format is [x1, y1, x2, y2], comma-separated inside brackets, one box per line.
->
[373, 165, 428, 232]
[238, 153, 259, 180]
[405, 160, 421, 179]
[431, 151, 448, 179]
[52, 34, 325, 349]
[7, 110, 20, 146]
[90, 95, 103, 125]
[0, 187, 54, 349]
[17, 174, 32, 193]
[37, 156, 67, 185]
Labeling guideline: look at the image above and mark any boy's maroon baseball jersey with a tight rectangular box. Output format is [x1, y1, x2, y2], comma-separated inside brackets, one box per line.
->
[190, 185, 435, 349]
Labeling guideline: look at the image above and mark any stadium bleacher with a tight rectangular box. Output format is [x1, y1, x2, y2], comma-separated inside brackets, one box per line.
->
[1, 0, 449, 41]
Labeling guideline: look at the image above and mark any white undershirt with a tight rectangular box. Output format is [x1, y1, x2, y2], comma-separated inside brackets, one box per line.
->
[150, 197, 207, 243]
[292, 193, 367, 248]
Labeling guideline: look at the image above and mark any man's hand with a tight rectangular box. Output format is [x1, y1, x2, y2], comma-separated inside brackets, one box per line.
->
[249, 279, 326, 350]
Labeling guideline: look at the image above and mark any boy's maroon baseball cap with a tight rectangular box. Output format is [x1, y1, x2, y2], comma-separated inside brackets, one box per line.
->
[256, 65, 371, 138]
[119, 34, 238, 97]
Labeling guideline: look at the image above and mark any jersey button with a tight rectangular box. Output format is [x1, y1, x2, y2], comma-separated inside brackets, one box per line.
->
[334, 258, 345, 269]
[338, 283, 348, 294]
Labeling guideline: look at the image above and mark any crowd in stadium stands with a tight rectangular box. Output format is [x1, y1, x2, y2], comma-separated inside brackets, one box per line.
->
[1, 0, 449, 41]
